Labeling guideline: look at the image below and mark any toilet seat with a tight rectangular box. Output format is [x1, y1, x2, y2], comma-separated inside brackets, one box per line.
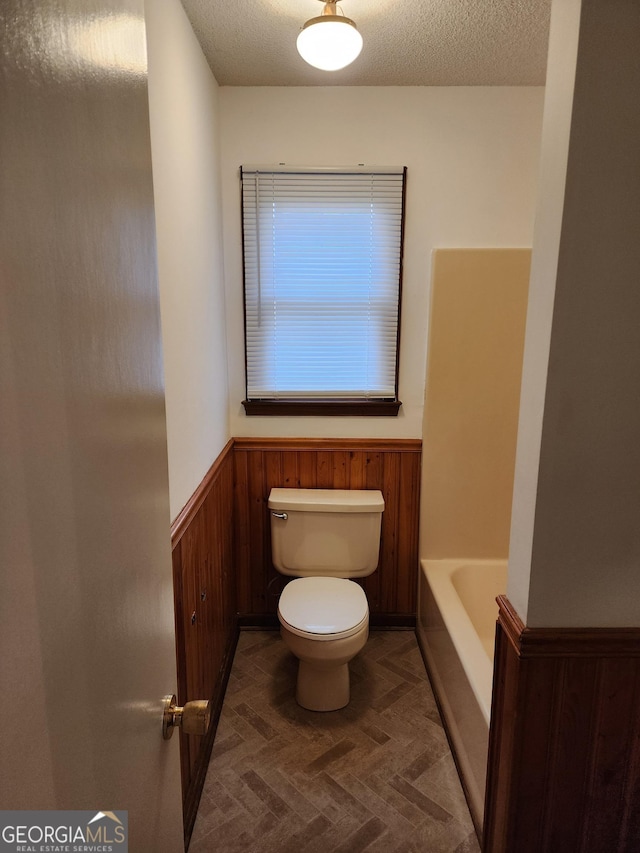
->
[278, 577, 369, 641]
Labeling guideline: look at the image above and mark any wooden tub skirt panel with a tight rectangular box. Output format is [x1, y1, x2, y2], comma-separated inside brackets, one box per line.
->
[484, 595, 640, 852]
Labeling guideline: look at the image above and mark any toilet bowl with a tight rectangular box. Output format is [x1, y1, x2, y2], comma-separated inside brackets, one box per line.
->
[278, 576, 369, 711]
[269, 488, 384, 712]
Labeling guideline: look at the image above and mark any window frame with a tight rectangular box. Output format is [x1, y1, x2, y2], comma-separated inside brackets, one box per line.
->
[240, 165, 407, 417]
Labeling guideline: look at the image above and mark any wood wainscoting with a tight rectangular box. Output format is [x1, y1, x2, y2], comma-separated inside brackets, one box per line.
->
[171, 439, 238, 849]
[484, 596, 640, 852]
[233, 438, 422, 625]
[171, 436, 421, 846]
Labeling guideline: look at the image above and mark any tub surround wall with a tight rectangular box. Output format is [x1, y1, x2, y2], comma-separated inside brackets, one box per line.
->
[421, 249, 530, 560]
[233, 438, 421, 624]
[417, 248, 529, 835]
[171, 440, 237, 848]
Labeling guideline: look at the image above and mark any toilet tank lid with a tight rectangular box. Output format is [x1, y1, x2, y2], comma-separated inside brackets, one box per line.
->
[268, 488, 384, 513]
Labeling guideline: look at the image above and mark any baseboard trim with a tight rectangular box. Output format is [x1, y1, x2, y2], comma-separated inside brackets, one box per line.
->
[238, 614, 279, 628]
[371, 614, 416, 628]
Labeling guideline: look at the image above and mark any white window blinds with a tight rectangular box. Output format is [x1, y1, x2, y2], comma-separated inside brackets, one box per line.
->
[241, 166, 405, 401]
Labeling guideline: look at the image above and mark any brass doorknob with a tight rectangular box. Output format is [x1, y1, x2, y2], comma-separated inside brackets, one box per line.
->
[162, 695, 211, 740]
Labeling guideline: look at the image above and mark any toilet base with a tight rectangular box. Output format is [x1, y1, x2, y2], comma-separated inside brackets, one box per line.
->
[279, 619, 368, 713]
[296, 660, 350, 712]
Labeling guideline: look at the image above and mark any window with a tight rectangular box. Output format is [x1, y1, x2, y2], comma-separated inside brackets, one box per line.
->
[241, 166, 406, 416]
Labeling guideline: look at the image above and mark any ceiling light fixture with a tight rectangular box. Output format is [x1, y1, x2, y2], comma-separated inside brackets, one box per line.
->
[296, 1, 363, 72]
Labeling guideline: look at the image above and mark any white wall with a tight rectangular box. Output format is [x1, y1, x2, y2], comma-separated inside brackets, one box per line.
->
[507, 0, 582, 621]
[509, 0, 640, 627]
[147, 0, 229, 520]
[220, 86, 544, 438]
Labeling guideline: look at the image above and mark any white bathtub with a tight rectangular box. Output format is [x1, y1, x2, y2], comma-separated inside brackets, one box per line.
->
[416, 558, 507, 837]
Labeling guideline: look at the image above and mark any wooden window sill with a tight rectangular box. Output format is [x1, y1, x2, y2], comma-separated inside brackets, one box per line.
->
[242, 399, 402, 417]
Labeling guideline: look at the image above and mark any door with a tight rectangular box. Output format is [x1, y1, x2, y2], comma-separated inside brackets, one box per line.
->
[0, 1, 184, 850]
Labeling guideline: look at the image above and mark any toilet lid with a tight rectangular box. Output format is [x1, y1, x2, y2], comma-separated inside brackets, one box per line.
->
[278, 577, 368, 637]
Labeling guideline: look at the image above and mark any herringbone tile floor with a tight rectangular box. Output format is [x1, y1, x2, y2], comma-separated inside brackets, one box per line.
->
[190, 630, 480, 853]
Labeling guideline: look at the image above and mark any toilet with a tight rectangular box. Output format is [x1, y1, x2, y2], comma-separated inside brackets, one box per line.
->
[268, 487, 385, 711]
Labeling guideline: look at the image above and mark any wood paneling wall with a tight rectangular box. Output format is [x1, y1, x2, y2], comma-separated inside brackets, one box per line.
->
[233, 438, 422, 624]
[171, 439, 238, 849]
[171, 436, 421, 845]
[484, 596, 640, 852]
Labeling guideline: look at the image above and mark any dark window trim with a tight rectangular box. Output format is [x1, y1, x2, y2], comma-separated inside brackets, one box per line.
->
[242, 399, 402, 417]
[240, 166, 407, 417]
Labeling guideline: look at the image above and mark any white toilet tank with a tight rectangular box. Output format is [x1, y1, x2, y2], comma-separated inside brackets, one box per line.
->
[268, 488, 384, 578]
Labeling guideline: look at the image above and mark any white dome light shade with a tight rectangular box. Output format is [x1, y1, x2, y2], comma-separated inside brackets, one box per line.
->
[297, 17, 363, 71]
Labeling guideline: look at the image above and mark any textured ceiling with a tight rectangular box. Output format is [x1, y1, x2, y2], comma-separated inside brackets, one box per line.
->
[180, 0, 551, 87]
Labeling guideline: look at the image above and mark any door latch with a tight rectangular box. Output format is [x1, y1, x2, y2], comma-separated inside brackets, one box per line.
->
[162, 695, 210, 740]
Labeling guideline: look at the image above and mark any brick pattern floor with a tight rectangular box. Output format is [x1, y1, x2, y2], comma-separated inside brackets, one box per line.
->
[190, 629, 480, 853]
